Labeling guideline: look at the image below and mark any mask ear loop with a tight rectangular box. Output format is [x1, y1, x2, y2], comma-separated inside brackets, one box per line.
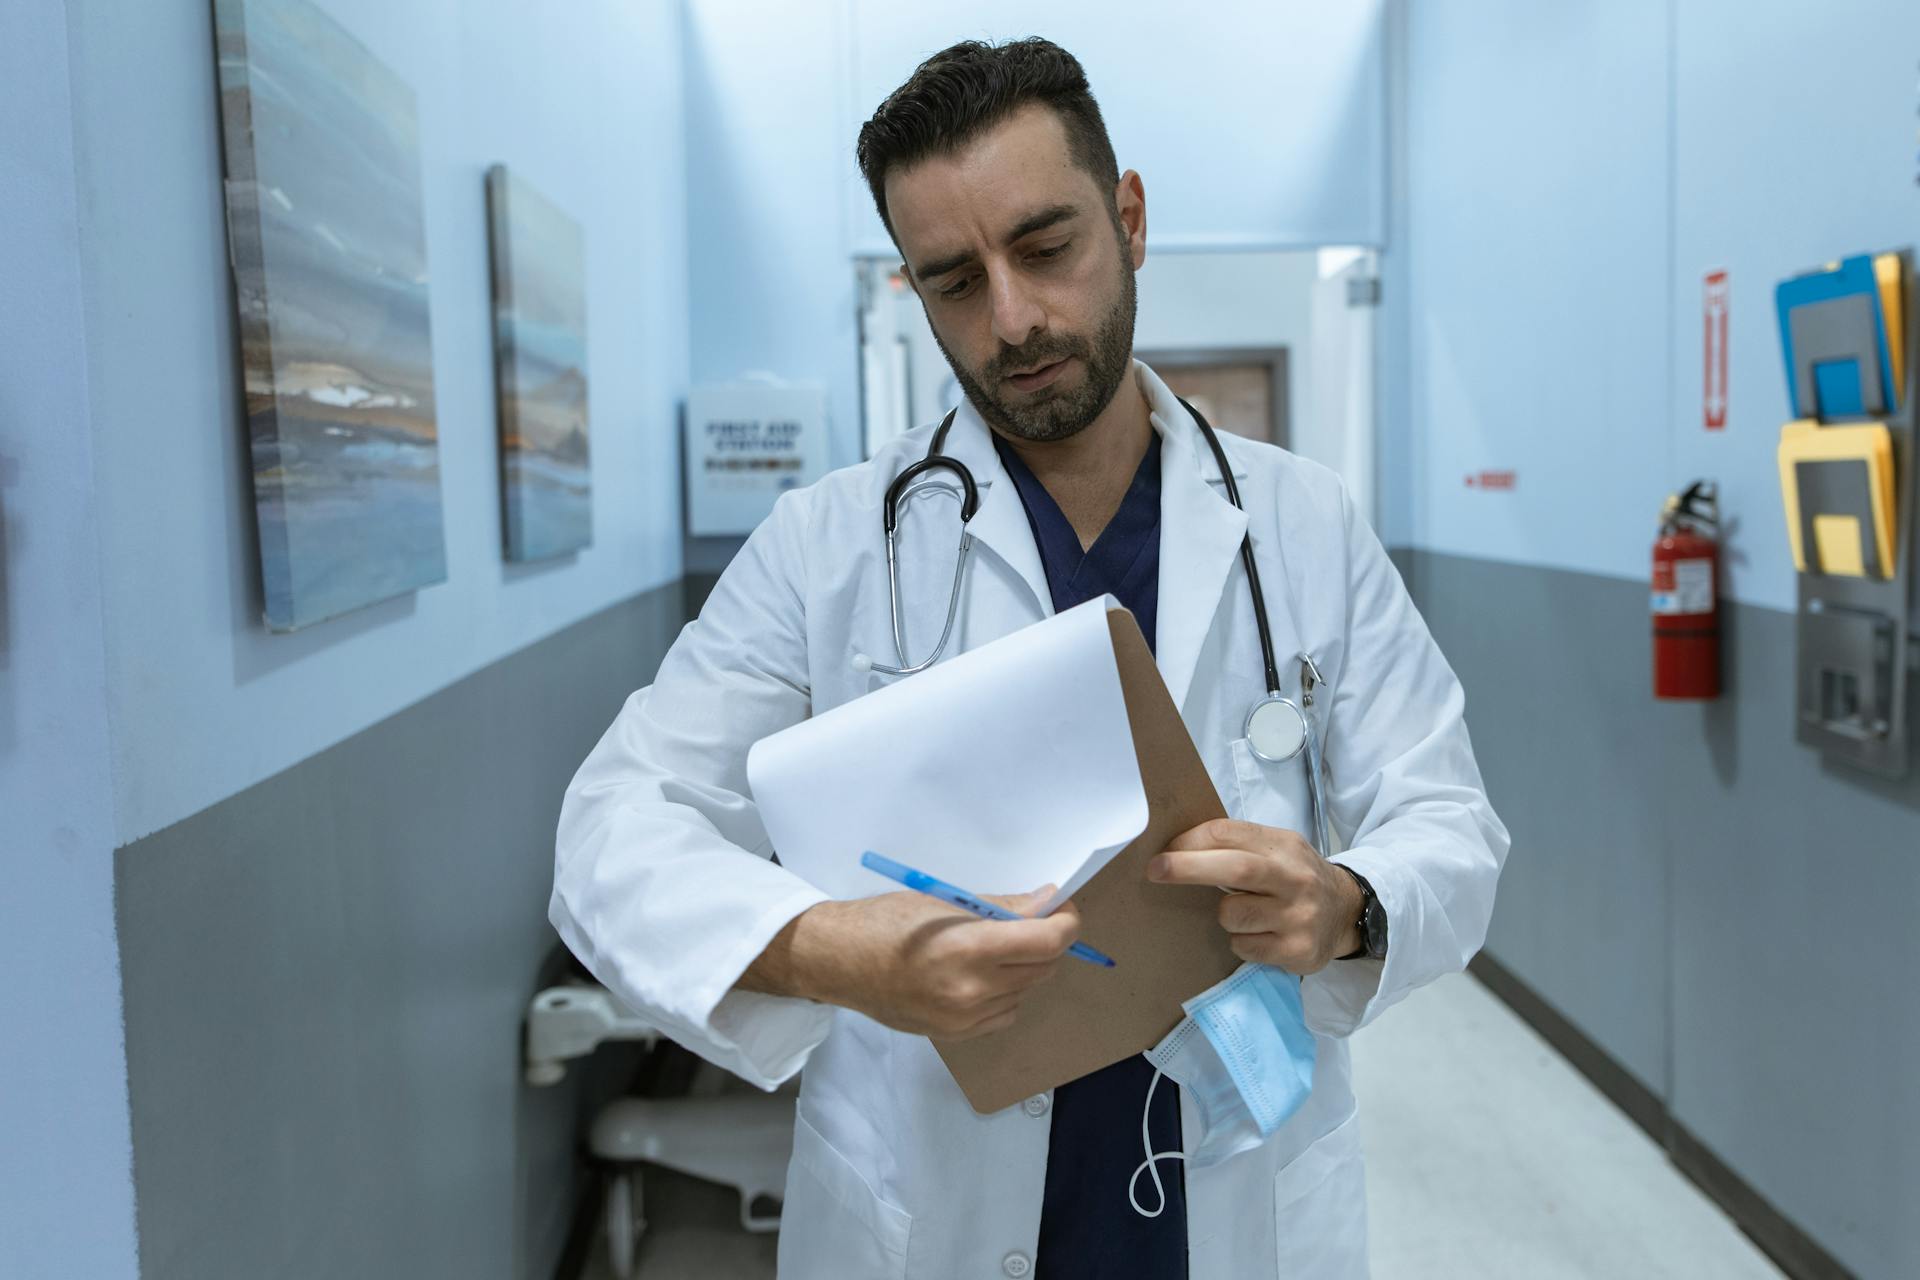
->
[1127, 1067, 1187, 1217]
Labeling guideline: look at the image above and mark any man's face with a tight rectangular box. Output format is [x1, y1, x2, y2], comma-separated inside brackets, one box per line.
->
[885, 105, 1143, 443]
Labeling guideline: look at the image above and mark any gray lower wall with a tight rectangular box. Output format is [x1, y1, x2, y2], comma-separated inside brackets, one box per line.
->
[1399, 549, 1920, 1280]
[115, 582, 686, 1280]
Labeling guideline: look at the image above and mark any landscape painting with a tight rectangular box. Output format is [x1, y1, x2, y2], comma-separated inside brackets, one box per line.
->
[214, 0, 447, 630]
[485, 165, 591, 561]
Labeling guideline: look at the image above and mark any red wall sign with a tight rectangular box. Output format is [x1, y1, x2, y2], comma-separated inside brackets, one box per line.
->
[1464, 470, 1517, 491]
[1703, 269, 1729, 430]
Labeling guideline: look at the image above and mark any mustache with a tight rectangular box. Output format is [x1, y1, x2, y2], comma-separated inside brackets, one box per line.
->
[987, 335, 1091, 381]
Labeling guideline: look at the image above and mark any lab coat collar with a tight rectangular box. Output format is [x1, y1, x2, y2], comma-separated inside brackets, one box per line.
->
[1140, 362, 1252, 712]
[938, 360, 1253, 686]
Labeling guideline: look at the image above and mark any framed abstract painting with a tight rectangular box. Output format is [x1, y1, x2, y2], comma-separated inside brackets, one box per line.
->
[485, 165, 591, 561]
[214, 0, 447, 630]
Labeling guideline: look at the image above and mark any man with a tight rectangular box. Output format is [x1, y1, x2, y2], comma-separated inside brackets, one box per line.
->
[552, 38, 1506, 1279]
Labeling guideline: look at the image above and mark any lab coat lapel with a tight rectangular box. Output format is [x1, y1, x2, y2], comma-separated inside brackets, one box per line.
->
[938, 400, 1053, 620]
[1149, 375, 1250, 713]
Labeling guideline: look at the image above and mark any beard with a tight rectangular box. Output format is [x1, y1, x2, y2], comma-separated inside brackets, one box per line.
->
[931, 239, 1138, 444]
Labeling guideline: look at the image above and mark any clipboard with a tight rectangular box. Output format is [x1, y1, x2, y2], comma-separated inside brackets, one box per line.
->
[931, 605, 1242, 1114]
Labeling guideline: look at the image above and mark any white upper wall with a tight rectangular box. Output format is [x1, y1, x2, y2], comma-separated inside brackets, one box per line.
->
[1402, 0, 1673, 583]
[1403, 0, 1920, 611]
[64, 0, 691, 841]
[1667, 0, 1920, 612]
[842, 0, 1386, 255]
[682, 1, 862, 468]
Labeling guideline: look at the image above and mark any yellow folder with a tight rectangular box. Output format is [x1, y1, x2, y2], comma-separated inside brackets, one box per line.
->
[1777, 419, 1897, 577]
[1875, 252, 1907, 403]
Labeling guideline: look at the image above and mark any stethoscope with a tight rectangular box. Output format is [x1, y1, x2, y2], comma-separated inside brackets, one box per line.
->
[850, 399, 1331, 854]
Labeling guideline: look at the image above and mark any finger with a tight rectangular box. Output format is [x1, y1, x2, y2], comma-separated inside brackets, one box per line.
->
[1228, 931, 1323, 974]
[1145, 847, 1271, 892]
[992, 959, 1063, 992]
[1164, 819, 1262, 853]
[1228, 932, 1287, 968]
[976, 989, 1025, 1019]
[955, 959, 1053, 1001]
[969, 990, 1026, 1028]
[979, 884, 1058, 914]
[967, 916, 1081, 964]
[933, 991, 1023, 1042]
[974, 1008, 1019, 1035]
[953, 894, 1080, 956]
[1218, 890, 1285, 935]
[937, 1006, 1021, 1042]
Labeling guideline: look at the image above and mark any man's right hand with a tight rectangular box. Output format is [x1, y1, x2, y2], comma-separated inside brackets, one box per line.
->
[738, 888, 1082, 1041]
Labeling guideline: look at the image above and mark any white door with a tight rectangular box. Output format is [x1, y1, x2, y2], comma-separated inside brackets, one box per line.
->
[1304, 249, 1379, 530]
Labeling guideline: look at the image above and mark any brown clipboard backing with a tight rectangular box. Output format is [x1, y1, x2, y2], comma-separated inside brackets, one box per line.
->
[931, 607, 1242, 1114]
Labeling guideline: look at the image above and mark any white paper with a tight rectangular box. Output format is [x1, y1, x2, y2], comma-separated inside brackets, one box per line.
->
[747, 598, 1148, 908]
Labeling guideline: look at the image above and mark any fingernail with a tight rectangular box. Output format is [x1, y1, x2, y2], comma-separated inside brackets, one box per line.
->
[1146, 855, 1167, 881]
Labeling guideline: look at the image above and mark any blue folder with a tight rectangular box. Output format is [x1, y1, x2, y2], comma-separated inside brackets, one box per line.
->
[1776, 254, 1900, 420]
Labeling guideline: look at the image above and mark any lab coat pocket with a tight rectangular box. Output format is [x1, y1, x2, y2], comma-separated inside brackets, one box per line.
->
[1273, 1107, 1368, 1278]
[780, 1111, 912, 1279]
[1229, 737, 1313, 840]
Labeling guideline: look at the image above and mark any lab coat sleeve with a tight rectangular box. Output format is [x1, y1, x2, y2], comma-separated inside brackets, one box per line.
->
[1299, 484, 1510, 1039]
[550, 490, 836, 1089]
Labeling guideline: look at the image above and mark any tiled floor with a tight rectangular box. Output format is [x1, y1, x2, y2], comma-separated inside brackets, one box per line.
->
[578, 972, 1784, 1279]
[1351, 973, 1781, 1279]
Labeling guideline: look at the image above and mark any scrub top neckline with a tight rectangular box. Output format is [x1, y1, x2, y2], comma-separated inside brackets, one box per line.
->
[992, 430, 1164, 652]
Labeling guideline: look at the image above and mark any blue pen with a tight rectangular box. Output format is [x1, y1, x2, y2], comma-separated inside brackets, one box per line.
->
[860, 850, 1117, 968]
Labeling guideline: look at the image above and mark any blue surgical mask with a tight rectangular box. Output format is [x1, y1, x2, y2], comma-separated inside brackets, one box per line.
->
[1128, 964, 1318, 1216]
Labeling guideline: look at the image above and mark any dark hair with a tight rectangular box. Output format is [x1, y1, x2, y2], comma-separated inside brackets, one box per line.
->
[856, 38, 1120, 241]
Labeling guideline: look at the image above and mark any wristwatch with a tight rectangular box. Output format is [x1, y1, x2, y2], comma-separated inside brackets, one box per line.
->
[1333, 864, 1388, 961]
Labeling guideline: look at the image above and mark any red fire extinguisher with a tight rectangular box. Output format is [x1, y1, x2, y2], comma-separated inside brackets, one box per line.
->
[1652, 480, 1721, 700]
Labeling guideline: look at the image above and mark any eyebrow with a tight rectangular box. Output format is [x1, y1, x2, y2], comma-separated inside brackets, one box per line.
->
[912, 203, 1083, 282]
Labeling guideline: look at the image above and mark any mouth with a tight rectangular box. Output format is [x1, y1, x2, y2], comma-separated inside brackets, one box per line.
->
[1005, 357, 1072, 393]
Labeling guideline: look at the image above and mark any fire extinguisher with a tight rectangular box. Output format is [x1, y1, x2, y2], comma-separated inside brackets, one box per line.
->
[1652, 480, 1721, 700]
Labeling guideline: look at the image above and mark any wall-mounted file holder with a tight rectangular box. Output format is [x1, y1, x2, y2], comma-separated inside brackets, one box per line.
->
[1775, 249, 1917, 777]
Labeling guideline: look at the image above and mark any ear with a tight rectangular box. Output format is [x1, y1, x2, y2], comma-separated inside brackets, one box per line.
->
[1113, 170, 1147, 270]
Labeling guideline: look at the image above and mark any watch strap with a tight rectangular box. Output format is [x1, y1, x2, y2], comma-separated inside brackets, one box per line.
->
[1333, 862, 1378, 961]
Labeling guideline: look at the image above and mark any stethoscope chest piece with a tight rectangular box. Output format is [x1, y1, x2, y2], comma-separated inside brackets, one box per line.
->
[1245, 694, 1310, 764]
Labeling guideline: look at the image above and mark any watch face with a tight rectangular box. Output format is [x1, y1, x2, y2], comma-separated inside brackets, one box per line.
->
[1364, 900, 1389, 958]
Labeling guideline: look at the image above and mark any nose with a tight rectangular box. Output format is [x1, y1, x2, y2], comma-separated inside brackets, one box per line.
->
[987, 267, 1045, 350]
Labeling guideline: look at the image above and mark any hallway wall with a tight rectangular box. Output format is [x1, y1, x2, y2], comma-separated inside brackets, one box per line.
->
[116, 587, 682, 1280]
[5, 1, 694, 1276]
[1397, 2, 1920, 1274]
[70, 0, 690, 845]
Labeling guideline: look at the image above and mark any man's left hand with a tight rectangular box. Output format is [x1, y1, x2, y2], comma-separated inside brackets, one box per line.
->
[1145, 819, 1363, 974]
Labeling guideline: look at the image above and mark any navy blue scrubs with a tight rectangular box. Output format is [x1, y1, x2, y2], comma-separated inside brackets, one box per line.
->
[992, 431, 1187, 1280]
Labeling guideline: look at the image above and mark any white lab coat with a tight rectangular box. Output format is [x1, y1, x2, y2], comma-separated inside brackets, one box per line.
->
[552, 361, 1508, 1279]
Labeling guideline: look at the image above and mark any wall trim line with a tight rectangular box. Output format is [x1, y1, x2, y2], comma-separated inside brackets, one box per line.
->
[1388, 544, 1800, 618]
